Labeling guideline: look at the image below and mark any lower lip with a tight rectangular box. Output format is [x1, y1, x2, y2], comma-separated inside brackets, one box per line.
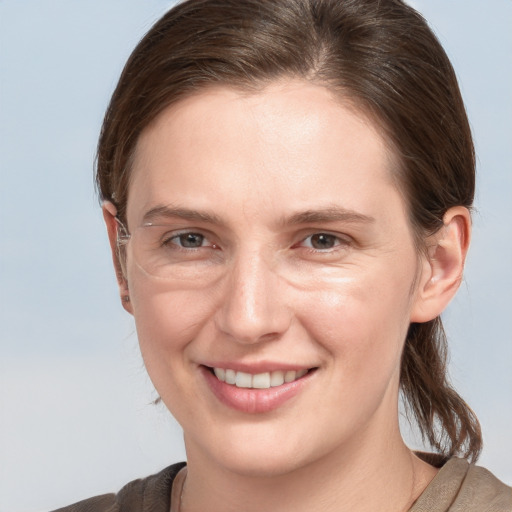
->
[201, 366, 313, 414]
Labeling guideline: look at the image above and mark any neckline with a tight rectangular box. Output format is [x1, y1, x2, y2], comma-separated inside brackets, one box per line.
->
[170, 466, 188, 512]
[168, 457, 469, 512]
[408, 458, 470, 511]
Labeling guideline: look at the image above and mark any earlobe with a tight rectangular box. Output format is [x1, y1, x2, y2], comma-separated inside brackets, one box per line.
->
[410, 206, 471, 323]
[103, 201, 133, 315]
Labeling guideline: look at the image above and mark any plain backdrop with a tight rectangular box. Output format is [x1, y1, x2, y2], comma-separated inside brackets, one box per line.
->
[0, 1, 511, 511]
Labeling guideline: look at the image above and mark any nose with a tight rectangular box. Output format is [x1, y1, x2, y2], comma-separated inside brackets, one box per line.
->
[215, 250, 291, 344]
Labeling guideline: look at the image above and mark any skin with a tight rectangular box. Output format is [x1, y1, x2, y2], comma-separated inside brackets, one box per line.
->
[104, 80, 470, 512]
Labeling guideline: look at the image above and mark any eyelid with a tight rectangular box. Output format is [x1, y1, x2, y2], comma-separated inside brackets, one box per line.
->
[298, 231, 351, 246]
[142, 224, 351, 252]
[164, 229, 216, 248]
[140, 223, 228, 256]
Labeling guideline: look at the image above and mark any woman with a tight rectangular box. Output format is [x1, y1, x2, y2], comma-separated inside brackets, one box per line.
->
[54, 0, 511, 510]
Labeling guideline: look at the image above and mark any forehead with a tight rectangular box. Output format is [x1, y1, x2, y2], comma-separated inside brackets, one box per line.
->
[127, 80, 403, 227]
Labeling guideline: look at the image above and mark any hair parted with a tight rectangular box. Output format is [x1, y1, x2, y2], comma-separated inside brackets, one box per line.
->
[96, 0, 481, 461]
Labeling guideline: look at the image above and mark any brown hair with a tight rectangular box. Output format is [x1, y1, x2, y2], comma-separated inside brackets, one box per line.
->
[96, 0, 481, 460]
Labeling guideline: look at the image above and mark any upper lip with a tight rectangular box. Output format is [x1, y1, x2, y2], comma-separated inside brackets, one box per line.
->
[200, 361, 317, 373]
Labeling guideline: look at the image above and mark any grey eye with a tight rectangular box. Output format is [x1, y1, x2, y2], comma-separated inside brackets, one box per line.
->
[177, 233, 205, 248]
[309, 233, 338, 249]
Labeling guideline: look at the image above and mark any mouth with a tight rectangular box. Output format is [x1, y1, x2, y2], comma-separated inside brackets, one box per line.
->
[207, 366, 315, 389]
[201, 365, 317, 413]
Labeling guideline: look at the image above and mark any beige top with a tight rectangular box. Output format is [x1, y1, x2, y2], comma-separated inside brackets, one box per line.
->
[52, 458, 511, 512]
[410, 457, 511, 511]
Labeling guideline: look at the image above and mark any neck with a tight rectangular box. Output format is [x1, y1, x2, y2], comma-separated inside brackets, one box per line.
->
[181, 422, 437, 512]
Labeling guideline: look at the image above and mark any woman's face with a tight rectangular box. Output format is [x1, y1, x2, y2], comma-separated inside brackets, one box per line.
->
[121, 81, 430, 475]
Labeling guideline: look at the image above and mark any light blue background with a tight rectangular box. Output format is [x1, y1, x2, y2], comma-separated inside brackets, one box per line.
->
[1, 1, 511, 510]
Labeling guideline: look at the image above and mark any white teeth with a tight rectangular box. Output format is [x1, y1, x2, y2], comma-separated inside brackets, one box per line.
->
[213, 368, 225, 381]
[284, 370, 297, 383]
[270, 370, 285, 387]
[252, 373, 271, 389]
[235, 371, 252, 388]
[212, 367, 309, 389]
[225, 369, 236, 385]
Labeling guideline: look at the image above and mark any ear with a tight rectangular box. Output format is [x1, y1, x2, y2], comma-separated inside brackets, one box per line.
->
[410, 206, 471, 323]
[103, 201, 133, 315]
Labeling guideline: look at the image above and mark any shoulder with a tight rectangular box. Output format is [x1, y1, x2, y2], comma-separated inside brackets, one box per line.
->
[462, 463, 512, 511]
[411, 457, 512, 512]
[51, 462, 186, 512]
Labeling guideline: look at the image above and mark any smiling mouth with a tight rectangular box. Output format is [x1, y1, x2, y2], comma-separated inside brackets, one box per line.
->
[209, 367, 315, 389]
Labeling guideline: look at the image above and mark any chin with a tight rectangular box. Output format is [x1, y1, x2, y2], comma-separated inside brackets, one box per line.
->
[217, 448, 315, 479]
[185, 422, 336, 479]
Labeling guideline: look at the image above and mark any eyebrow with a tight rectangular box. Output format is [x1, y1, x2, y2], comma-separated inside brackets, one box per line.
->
[283, 207, 375, 226]
[142, 204, 374, 227]
[142, 205, 225, 226]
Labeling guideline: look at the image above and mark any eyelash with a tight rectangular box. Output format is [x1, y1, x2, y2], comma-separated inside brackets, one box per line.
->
[162, 231, 217, 250]
[297, 233, 350, 252]
[160, 230, 350, 254]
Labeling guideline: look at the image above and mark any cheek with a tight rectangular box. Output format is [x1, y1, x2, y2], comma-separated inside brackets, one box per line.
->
[128, 271, 216, 365]
[128, 280, 218, 421]
[297, 265, 416, 377]
[295, 284, 412, 430]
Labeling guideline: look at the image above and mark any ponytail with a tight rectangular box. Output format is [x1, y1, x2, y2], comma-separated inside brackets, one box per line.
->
[400, 319, 482, 461]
